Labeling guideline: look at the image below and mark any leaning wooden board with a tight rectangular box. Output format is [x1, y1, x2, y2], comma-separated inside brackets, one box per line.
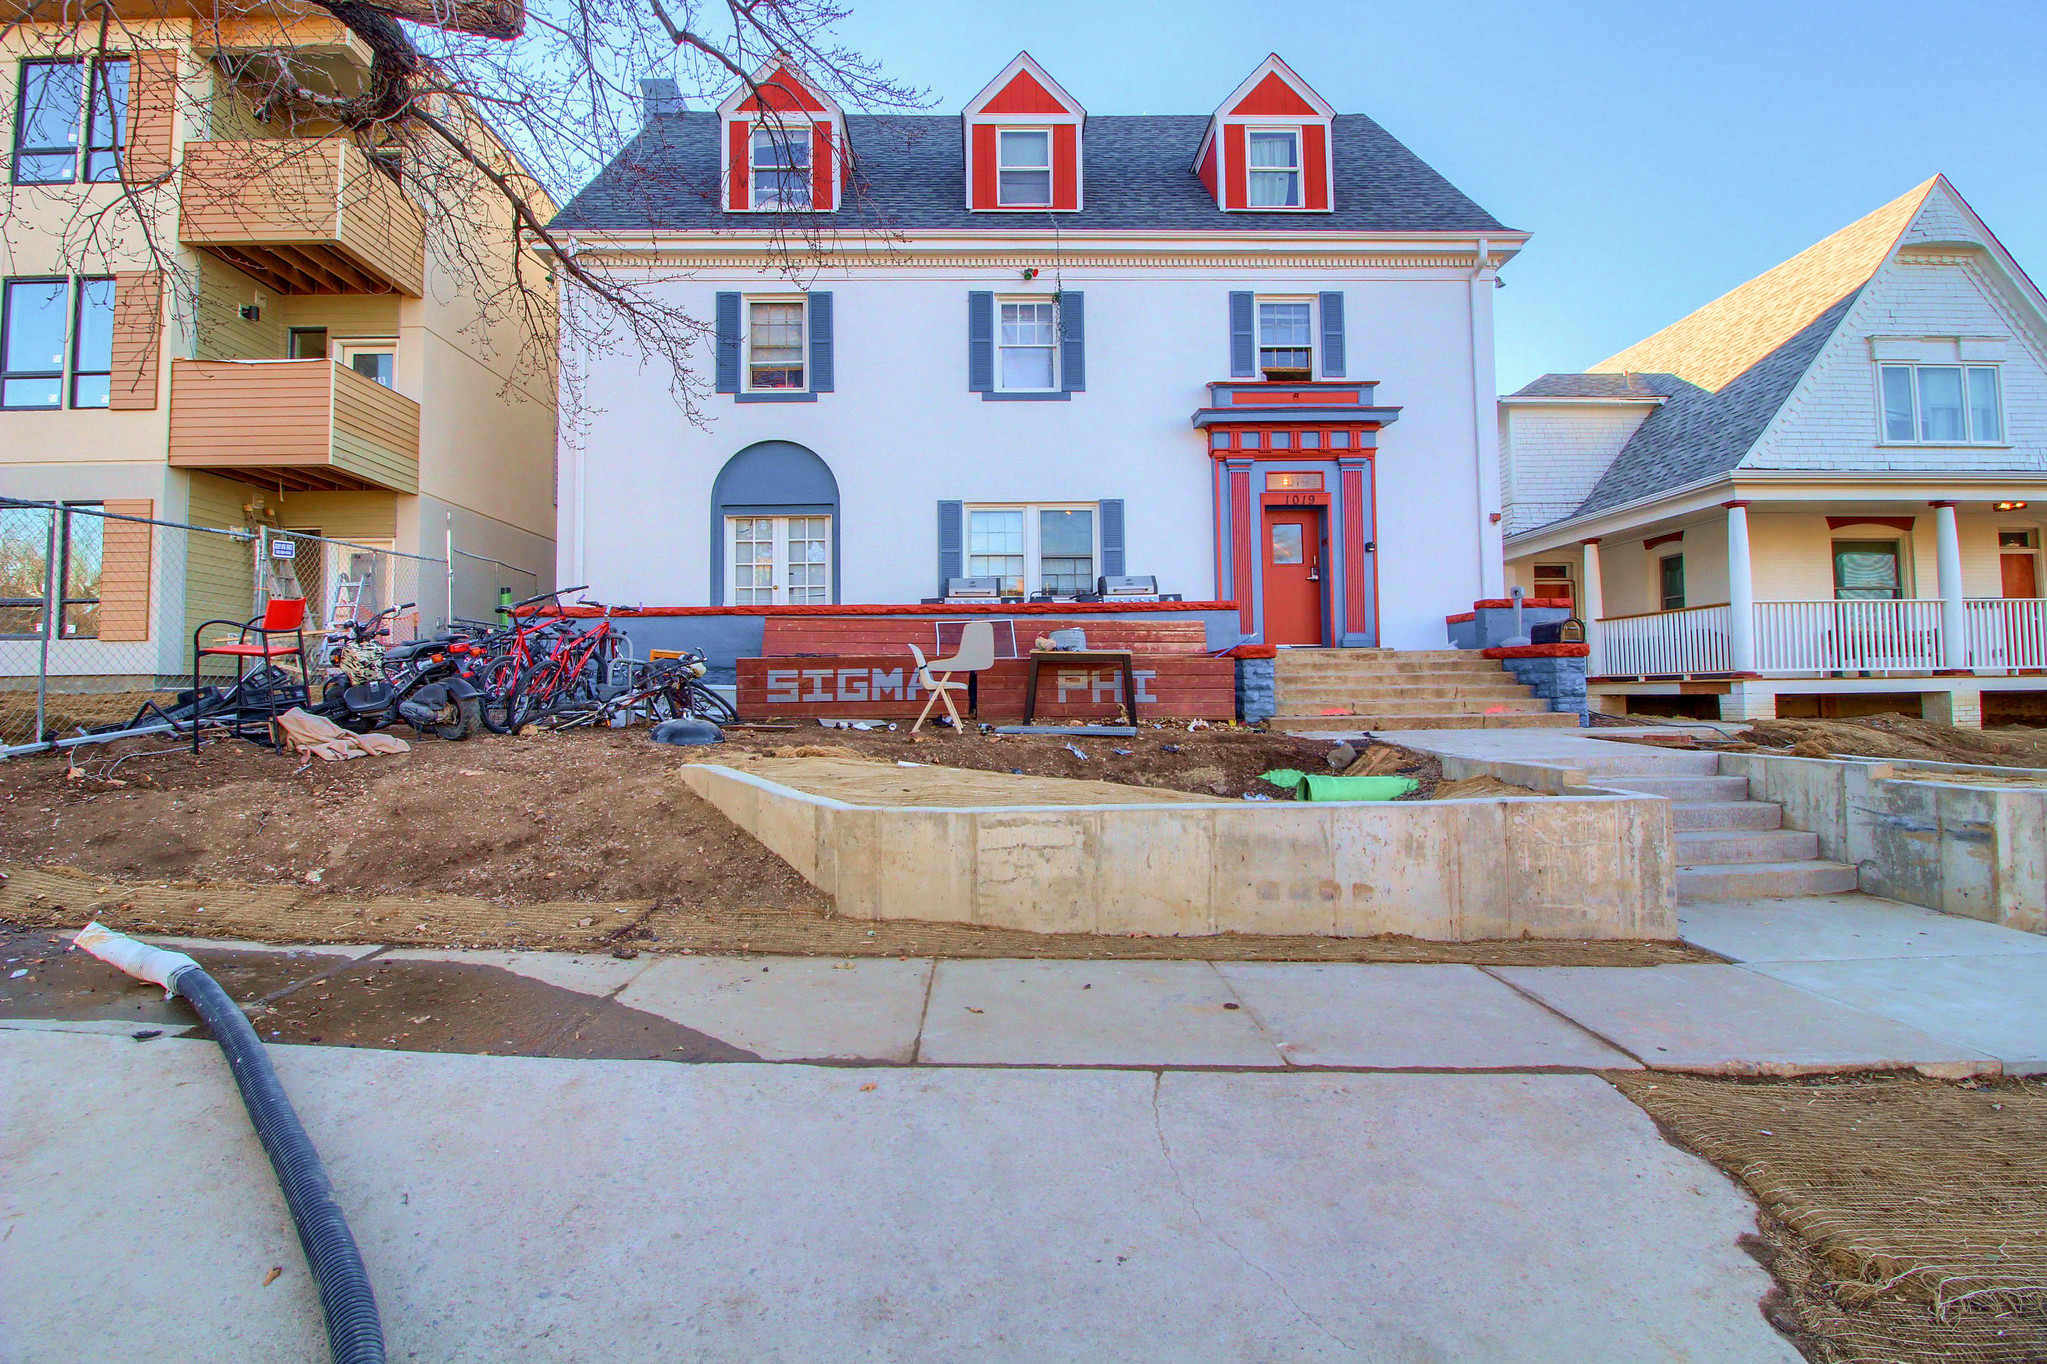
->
[760, 617, 1209, 657]
[735, 654, 1236, 720]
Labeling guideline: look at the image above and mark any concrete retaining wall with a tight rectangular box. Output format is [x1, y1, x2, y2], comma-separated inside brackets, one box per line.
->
[1719, 752, 2047, 935]
[679, 765, 1677, 941]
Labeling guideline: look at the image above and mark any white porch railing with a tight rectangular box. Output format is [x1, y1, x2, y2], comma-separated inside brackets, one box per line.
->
[1753, 599, 1945, 673]
[1594, 598, 2047, 676]
[1597, 604, 1731, 676]
[1966, 598, 2047, 671]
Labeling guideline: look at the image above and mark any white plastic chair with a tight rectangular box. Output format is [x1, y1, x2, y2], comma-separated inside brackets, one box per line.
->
[908, 621, 996, 732]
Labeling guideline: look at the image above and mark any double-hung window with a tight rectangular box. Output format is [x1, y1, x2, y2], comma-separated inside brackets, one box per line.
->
[750, 123, 811, 209]
[996, 130, 1052, 207]
[1880, 363, 2003, 443]
[12, 57, 128, 184]
[746, 300, 805, 390]
[1246, 129, 1301, 208]
[0, 500, 101, 638]
[967, 504, 1095, 596]
[1833, 541, 1903, 600]
[1658, 555, 1686, 611]
[1257, 299, 1314, 380]
[728, 515, 831, 605]
[997, 299, 1057, 390]
[3, 276, 113, 410]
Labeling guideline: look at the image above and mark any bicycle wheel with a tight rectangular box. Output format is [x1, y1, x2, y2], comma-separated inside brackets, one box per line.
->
[683, 680, 739, 725]
[477, 657, 521, 734]
[508, 663, 555, 730]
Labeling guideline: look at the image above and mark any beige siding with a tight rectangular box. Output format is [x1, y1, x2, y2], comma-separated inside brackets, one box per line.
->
[182, 473, 258, 644]
[123, 49, 179, 183]
[109, 272, 165, 411]
[98, 498, 154, 642]
[195, 256, 286, 361]
[168, 359, 419, 494]
[332, 363, 422, 493]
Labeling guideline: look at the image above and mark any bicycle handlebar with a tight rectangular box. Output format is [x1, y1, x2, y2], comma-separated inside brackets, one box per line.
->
[508, 585, 589, 612]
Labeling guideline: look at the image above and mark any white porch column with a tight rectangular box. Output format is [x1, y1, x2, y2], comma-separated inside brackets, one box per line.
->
[1580, 538, 1604, 673]
[1932, 500, 1969, 671]
[1726, 501, 1756, 673]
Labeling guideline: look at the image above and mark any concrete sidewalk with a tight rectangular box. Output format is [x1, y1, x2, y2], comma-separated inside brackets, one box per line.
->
[1, 1030, 1800, 1363]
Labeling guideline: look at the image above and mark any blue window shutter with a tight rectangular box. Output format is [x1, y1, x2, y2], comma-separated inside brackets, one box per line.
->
[715, 292, 741, 394]
[1319, 291, 1345, 378]
[937, 501, 964, 589]
[967, 292, 994, 393]
[808, 291, 834, 392]
[1229, 291, 1255, 378]
[1059, 290, 1085, 393]
[1098, 499, 1124, 578]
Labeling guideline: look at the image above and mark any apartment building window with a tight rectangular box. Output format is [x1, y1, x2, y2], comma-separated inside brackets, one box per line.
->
[1257, 300, 1313, 379]
[288, 328, 330, 360]
[12, 57, 127, 184]
[1658, 554, 1686, 611]
[727, 514, 831, 605]
[750, 123, 811, 209]
[0, 501, 101, 638]
[1834, 541, 1903, 600]
[996, 130, 1052, 206]
[1246, 130, 1301, 207]
[1532, 562, 1575, 609]
[3, 276, 111, 410]
[997, 299, 1057, 390]
[337, 339, 396, 387]
[1880, 363, 2004, 443]
[967, 504, 1095, 595]
[746, 300, 805, 390]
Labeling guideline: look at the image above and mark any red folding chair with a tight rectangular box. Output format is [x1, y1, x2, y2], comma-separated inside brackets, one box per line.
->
[191, 596, 311, 751]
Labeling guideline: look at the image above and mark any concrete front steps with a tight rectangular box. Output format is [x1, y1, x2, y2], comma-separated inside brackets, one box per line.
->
[1271, 649, 1579, 730]
[1604, 762, 1859, 901]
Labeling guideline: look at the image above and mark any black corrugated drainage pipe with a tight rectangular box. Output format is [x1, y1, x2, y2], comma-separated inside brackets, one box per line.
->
[73, 923, 386, 1364]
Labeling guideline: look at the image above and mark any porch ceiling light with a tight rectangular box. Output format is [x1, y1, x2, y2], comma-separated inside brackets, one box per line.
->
[1997, 501, 2028, 511]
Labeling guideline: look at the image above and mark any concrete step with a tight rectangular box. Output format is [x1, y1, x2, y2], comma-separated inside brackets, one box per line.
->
[1603, 775, 1751, 801]
[1276, 683, 1536, 704]
[1670, 801, 1783, 832]
[1273, 711, 1582, 731]
[1676, 828, 1821, 865]
[1678, 860, 1860, 901]
[1275, 659, 1509, 678]
[1277, 649, 1475, 662]
[1278, 697, 1554, 719]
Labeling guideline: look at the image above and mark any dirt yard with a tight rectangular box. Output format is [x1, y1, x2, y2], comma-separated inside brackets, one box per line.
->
[1615, 1070, 2047, 1363]
[1732, 714, 2047, 768]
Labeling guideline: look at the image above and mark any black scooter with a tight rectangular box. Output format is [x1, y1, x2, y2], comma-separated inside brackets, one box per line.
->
[316, 604, 485, 740]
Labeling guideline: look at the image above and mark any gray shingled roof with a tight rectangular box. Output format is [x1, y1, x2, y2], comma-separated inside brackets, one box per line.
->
[1569, 293, 1859, 519]
[1509, 372, 1689, 400]
[549, 111, 1510, 234]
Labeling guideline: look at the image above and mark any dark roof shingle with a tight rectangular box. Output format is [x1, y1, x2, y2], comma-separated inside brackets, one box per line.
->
[548, 112, 1510, 234]
[1508, 372, 1690, 400]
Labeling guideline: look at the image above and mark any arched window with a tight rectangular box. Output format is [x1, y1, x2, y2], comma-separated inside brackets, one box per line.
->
[710, 441, 840, 606]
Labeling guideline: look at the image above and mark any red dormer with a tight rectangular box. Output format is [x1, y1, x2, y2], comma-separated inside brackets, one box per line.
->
[962, 52, 1084, 213]
[1192, 55, 1335, 213]
[719, 60, 845, 213]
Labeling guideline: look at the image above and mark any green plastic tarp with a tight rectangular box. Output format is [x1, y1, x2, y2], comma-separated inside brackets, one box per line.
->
[1258, 770, 1419, 802]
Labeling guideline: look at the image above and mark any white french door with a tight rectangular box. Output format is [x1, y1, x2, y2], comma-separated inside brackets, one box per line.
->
[727, 515, 832, 605]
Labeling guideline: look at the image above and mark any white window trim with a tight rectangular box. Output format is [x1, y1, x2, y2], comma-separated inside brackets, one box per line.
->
[993, 295, 1060, 393]
[743, 295, 807, 394]
[725, 513, 833, 605]
[335, 337, 399, 389]
[1254, 294, 1318, 378]
[1244, 127, 1302, 209]
[964, 501, 1098, 596]
[1874, 361, 2008, 447]
[994, 127, 1054, 208]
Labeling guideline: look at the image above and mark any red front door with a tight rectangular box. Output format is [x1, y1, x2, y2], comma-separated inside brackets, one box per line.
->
[1262, 507, 1325, 646]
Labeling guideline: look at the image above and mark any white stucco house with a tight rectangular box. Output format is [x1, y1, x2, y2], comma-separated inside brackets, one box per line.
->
[544, 53, 1521, 652]
[1501, 177, 2047, 727]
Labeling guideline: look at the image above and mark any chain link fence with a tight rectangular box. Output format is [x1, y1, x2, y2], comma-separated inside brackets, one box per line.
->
[451, 547, 539, 628]
[0, 498, 454, 751]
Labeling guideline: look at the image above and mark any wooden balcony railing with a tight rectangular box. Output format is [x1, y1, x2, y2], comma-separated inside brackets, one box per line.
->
[179, 138, 425, 297]
[167, 359, 420, 494]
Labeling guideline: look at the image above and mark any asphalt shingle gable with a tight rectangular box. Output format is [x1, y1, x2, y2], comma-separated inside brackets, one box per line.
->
[548, 111, 1510, 234]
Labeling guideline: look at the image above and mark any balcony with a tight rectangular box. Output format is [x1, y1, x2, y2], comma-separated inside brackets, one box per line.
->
[1593, 599, 2047, 677]
[179, 139, 425, 297]
[168, 359, 420, 494]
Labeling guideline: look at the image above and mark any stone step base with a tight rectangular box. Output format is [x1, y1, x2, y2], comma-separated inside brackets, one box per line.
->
[1676, 828, 1822, 864]
[1670, 801, 1784, 832]
[1678, 860, 1860, 901]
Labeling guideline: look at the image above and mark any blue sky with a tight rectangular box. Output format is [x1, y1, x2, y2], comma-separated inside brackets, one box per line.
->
[828, 0, 2046, 392]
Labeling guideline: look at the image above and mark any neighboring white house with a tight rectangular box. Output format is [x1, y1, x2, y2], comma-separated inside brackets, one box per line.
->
[1501, 176, 2047, 727]
[545, 53, 1522, 650]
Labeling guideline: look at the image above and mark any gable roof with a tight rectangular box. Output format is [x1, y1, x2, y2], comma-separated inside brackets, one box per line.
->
[964, 52, 1084, 119]
[549, 111, 1510, 235]
[1508, 372, 1689, 400]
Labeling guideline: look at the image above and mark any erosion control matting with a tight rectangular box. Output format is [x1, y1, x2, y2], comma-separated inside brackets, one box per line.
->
[1613, 1071, 2047, 1363]
[1, 867, 1714, 966]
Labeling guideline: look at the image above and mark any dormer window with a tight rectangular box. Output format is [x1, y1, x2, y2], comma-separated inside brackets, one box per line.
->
[751, 124, 811, 209]
[1246, 131, 1300, 207]
[997, 131, 1053, 206]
